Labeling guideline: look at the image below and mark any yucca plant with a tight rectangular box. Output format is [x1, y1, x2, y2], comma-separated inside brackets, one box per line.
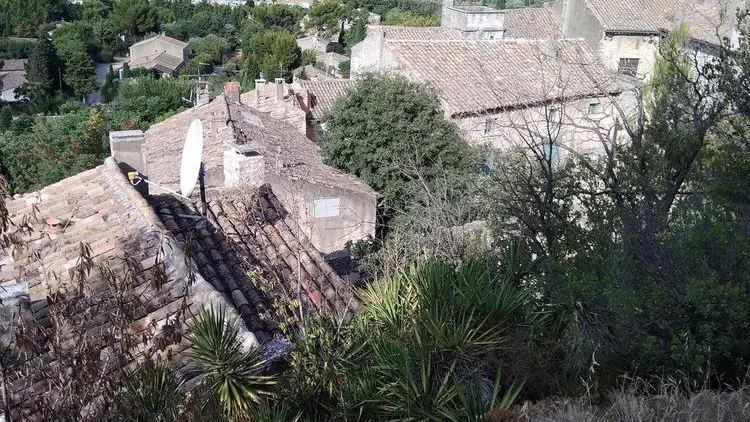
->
[250, 400, 302, 422]
[342, 255, 536, 420]
[119, 361, 183, 422]
[186, 307, 277, 419]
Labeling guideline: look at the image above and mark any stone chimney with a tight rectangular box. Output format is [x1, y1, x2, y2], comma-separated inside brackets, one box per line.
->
[196, 85, 210, 107]
[223, 139, 265, 188]
[224, 81, 241, 103]
[110, 130, 147, 176]
[110, 130, 148, 195]
[254, 77, 267, 104]
[275, 78, 284, 102]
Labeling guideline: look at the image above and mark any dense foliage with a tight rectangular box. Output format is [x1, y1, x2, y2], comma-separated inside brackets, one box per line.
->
[320, 74, 476, 211]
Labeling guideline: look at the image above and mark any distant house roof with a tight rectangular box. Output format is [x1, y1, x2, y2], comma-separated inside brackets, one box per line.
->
[503, 7, 561, 39]
[130, 33, 189, 50]
[583, 0, 686, 33]
[144, 96, 375, 197]
[386, 39, 623, 117]
[0, 59, 27, 92]
[1, 71, 26, 91]
[1, 59, 27, 72]
[377, 25, 463, 40]
[129, 51, 185, 73]
[299, 80, 356, 119]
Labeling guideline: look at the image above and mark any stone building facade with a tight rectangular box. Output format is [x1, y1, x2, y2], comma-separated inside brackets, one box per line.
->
[548, 0, 743, 80]
[140, 89, 378, 254]
[353, 36, 633, 157]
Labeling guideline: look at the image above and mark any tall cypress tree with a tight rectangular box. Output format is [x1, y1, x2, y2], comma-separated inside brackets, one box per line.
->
[23, 38, 58, 113]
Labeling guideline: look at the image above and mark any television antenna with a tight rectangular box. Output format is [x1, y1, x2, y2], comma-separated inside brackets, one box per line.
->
[127, 119, 208, 217]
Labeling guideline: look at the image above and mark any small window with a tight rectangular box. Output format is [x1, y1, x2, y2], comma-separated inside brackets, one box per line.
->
[547, 107, 560, 127]
[314, 198, 340, 218]
[587, 102, 602, 116]
[484, 118, 498, 135]
[618, 58, 640, 77]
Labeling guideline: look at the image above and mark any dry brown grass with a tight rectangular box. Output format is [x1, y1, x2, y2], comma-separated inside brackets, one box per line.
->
[518, 388, 750, 422]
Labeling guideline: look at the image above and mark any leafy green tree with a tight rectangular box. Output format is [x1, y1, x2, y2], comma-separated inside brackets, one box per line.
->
[308, 0, 351, 37]
[62, 50, 97, 98]
[0, 106, 11, 132]
[110, 0, 159, 37]
[250, 3, 305, 34]
[101, 65, 118, 103]
[79, 0, 107, 21]
[195, 34, 231, 65]
[0, 0, 67, 36]
[320, 74, 474, 210]
[246, 30, 300, 79]
[343, 16, 367, 49]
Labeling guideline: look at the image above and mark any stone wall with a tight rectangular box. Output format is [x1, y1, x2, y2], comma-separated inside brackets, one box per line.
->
[265, 173, 377, 254]
[455, 92, 637, 158]
[599, 35, 659, 80]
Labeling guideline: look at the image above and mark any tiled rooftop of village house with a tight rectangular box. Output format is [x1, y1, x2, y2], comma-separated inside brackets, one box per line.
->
[683, 1, 736, 46]
[0, 156, 359, 416]
[298, 80, 356, 119]
[584, 0, 690, 33]
[130, 33, 188, 49]
[144, 95, 376, 197]
[386, 38, 623, 117]
[0, 158, 239, 417]
[503, 7, 561, 39]
[150, 184, 359, 328]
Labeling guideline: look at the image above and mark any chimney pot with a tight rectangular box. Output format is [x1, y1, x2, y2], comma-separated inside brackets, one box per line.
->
[224, 81, 241, 103]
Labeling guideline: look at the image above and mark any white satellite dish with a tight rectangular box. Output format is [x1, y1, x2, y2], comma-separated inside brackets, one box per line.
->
[180, 119, 204, 197]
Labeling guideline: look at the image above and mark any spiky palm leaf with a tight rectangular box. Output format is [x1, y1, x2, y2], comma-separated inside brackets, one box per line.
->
[186, 307, 277, 419]
[120, 361, 183, 422]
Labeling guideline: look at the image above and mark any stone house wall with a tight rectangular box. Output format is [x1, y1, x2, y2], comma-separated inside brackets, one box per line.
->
[454, 92, 636, 158]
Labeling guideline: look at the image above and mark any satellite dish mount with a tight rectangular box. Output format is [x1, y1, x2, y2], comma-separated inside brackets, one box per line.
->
[180, 119, 208, 216]
[127, 119, 207, 217]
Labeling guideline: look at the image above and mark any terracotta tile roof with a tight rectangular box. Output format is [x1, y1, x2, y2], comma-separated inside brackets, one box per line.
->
[584, 0, 687, 33]
[129, 51, 184, 73]
[503, 7, 561, 39]
[299, 80, 356, 119]
[225, 99, 376, 195]
[683, 1, 735, 46]
[0, 158, 263, 416]
[378, 25, 463, 40]
[144, 96, 376, 197]
[130, 33, 189, 50]
[0, 71, 26, 91]
[1, 59, 27, 72]
[387, 39, 623, 117]
[149, 184, 358, 334]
